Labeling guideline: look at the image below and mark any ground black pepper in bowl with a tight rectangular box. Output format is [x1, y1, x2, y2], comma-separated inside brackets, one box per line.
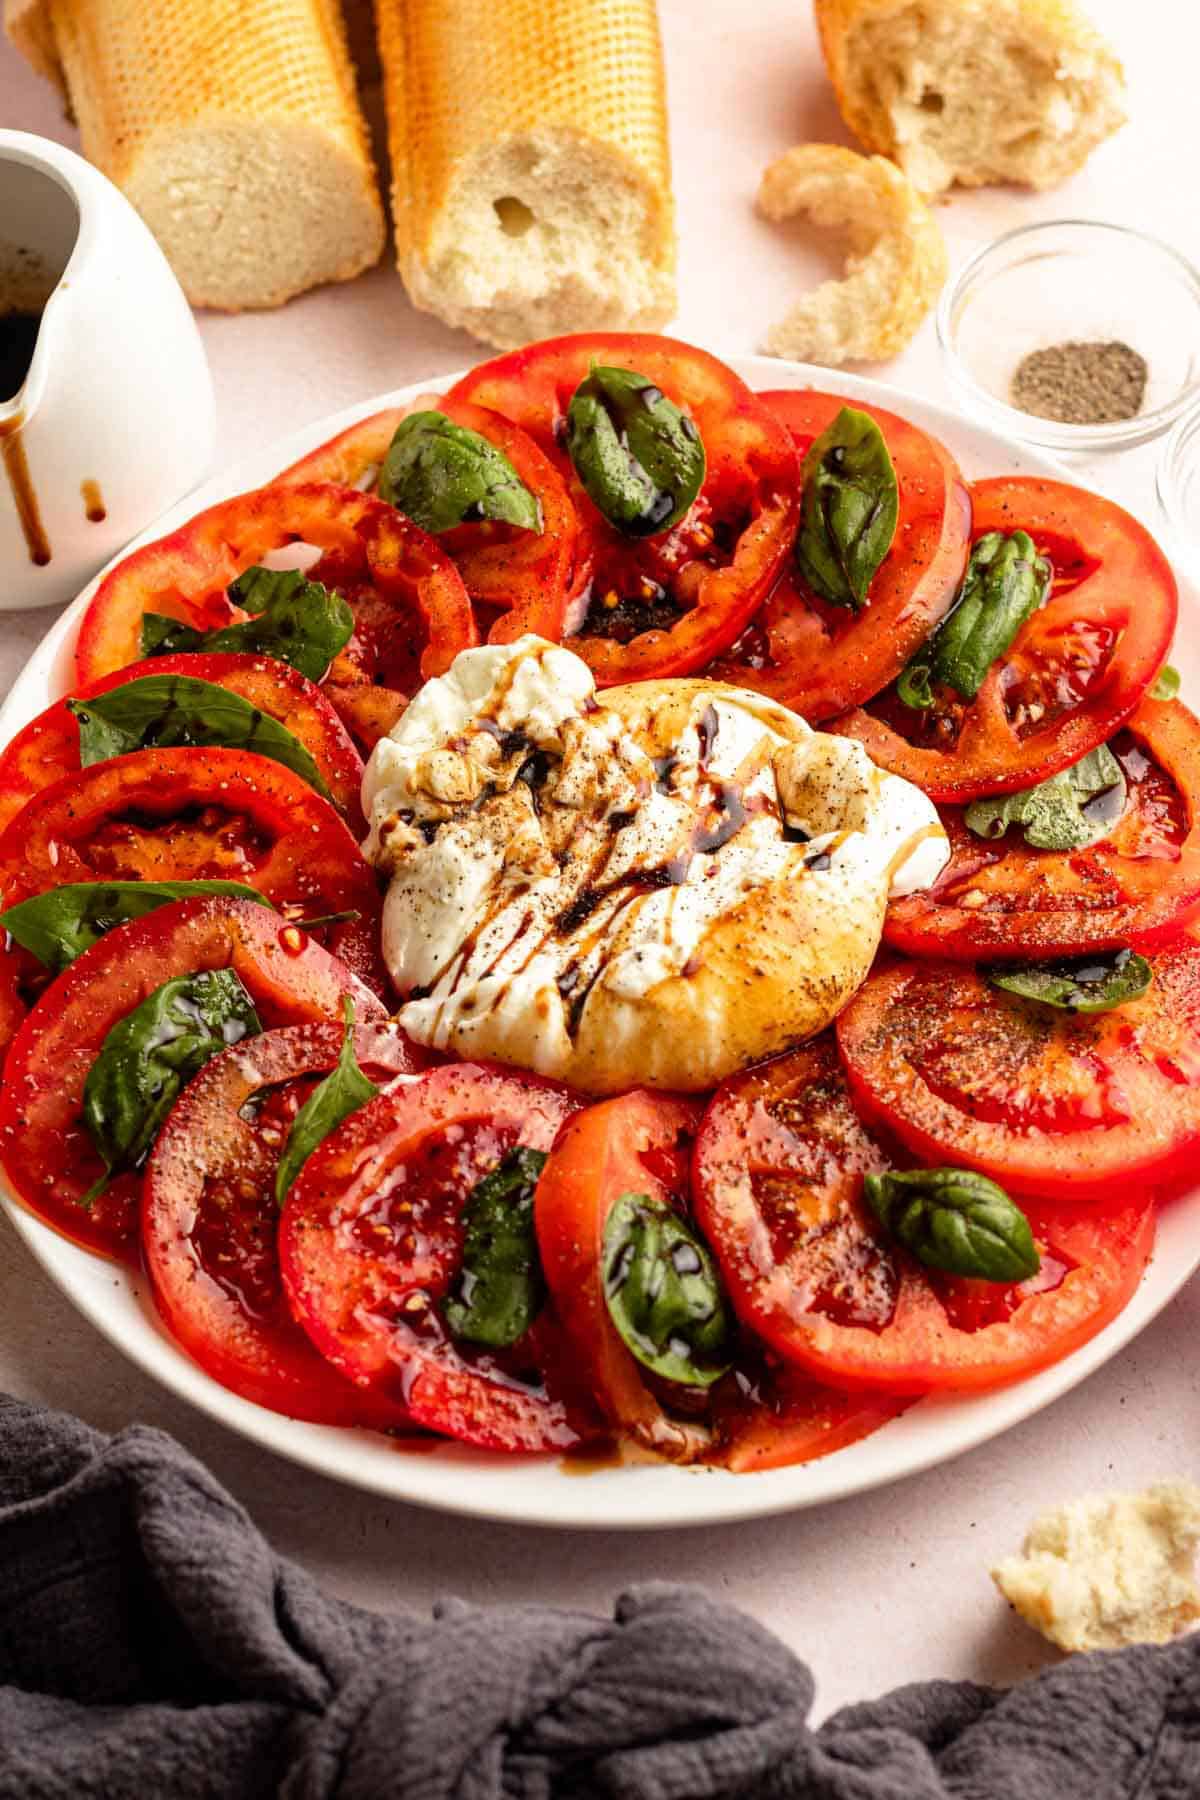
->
[1010, 341, 1148, 426]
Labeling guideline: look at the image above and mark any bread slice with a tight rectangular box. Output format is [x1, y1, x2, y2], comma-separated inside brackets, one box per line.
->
[6, 0, 385, 311]
[376, 0, 676, 349]
[814, 0, 1127, 194]
[759, 144, 947, 365]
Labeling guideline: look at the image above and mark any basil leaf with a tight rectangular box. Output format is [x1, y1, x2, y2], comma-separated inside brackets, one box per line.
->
[795, 406, 898, 611]
[441, 1147, 548, 1349]
[897, 530, 1052, 707]
[378, 411, 541, 535]
[964, 744, 1127, 852]
[864, 1168, 1039, 1284]
[565, 365, 706, 538]
[1152, 665, 1181, 702]
[68, 675, 330, 798]
[82, 968, 261, 1199]
[0, 880, 273, 975]
[987, 947, 1152, 1014]
[273, 997, 379, 1206]
[602, 1191, 732, 1387]
[141, 567, 354, 684]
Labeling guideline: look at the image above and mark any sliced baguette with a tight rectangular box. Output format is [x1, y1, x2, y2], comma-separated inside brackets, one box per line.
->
[376, 0, 676, 349]
[759, 144, 947, 364]
[814, 0, 1127, 194]
[6, 0, 385, 310]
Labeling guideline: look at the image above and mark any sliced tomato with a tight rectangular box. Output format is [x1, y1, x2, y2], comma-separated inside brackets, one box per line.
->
[833, 478, 1177, 801]
[278, 1062, 590, 1451]
[0, 897, 383, 1261]
[692, 1034, 1154, 1393]
[278, 398, 581, 645]
[534, 1089, 715, 1462]
[144, 1019, 420, 1424]
[887, 696, 1200, 960]
[0, 744, 383, 994]
[447, 333, 799, 684]
[837, 942, 1200, 1200]
[705, 391, 971, 721]
[74, 481, 477, 752]
[711, 1368, 912, 1473]
[0, 652, 365, 839]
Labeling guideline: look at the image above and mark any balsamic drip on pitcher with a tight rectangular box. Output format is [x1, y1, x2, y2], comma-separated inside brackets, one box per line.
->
[0, 311, 41, 402]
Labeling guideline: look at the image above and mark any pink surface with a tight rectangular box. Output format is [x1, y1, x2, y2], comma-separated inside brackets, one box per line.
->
[1, 0, 1198, 1717]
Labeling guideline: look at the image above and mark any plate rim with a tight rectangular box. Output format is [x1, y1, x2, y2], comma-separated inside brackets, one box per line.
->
[3, 348, 1197, 1531]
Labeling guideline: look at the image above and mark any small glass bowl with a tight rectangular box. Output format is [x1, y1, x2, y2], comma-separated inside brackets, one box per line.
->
[1157, 402, 1200, 586]
[937, 220, 1200, 454]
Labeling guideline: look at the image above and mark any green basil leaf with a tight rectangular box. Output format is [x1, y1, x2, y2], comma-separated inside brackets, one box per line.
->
[378, 411, 541, 535]
[897, 530, 1052, 707]
[0, 880, 273, 975]
[141, 567, 354, 684]
[565, 365, 706, 538]
[795, 406, 898, 611]
[963, 744, 1127, 852]
[82, 968, 261, 1201]
[1152, 665, 1181, 702]
[987, 947, 1152, 1014]
[441, 1147, 548, 1349]
[68, 675, 330, 798]
[274, 996, 379, 1206]
[601, 1191, 732, 1387]
[864, 1167, 1039, 1284]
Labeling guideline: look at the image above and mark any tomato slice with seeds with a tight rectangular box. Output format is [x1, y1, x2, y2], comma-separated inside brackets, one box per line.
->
[278, 398, 581, 645]
[886, 696, 1200, 960]
[279, 1062, 592, 1452]
[534, 1089, 713, 1462]
[704, 390, 971, 721]
[836, 942, 1200, 1201]
[74, 481, 477, 753]
[0, 897, 383, 1261]
[0, 745, 384, 996]
[692, 1034, 1154, 1393]
[833, 478, 1176, 801]
[0, 651, 366, 839]
[144, 1019, 420, 1424]
[447, 333, 800, 684]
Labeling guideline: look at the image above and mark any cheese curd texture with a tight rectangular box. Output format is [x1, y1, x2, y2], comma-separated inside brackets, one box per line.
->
[362, 636, 949, 1092]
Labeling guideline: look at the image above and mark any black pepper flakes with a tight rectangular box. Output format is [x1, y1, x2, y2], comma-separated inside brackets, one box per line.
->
[1010, 340, 1148, 426]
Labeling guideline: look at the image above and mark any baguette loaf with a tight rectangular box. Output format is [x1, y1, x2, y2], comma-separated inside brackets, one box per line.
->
[814, 0, 1126, 194]
[5, 0, 385, 310]
[376, 0, 676, 349]
[758, 144, 947, 364]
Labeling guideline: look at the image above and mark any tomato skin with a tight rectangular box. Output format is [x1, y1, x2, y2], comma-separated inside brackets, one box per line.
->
[833, 478, 1177, 801]
[692, 1034, 1155, 1394]
[0, 744, 384, 995]
[279, 1062, 590, 1452]
[534, 1089, 710, 1461]
[705, 390, 971, 721]
[447, 333, 800, 684]
[837, 943, 1200, 1201]
[278, 398, 582, 644]
[73, 481, 477, 747]
[143, 1020, 419, 1425]
[886, 697, 1200, 961]
[0, 897, 384, 1261]
[0, 652, 366, 839]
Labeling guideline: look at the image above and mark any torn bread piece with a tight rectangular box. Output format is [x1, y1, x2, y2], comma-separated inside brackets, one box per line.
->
[758, 144, 947, 366]
[992, 1481, 1200, 1653]
[814, 0, 1126, 195]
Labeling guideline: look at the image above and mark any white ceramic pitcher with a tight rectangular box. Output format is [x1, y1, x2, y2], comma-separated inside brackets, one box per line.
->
[0, 130, 215, 611]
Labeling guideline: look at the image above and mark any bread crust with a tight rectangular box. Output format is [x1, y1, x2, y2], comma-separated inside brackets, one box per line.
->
[814, 0, 1126, 193]
[758, 142, 947, 365]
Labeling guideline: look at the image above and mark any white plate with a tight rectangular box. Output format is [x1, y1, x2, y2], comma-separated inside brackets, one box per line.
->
[3, 353, 1198, 1531]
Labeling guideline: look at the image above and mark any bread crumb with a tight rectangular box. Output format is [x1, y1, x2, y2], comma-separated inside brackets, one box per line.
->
[757, 144, 946, 367]
[992, 1481, 1200, 1653]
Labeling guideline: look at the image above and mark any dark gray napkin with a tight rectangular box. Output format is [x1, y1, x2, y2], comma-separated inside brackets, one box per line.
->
[1, 1394, 1195, 1799]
